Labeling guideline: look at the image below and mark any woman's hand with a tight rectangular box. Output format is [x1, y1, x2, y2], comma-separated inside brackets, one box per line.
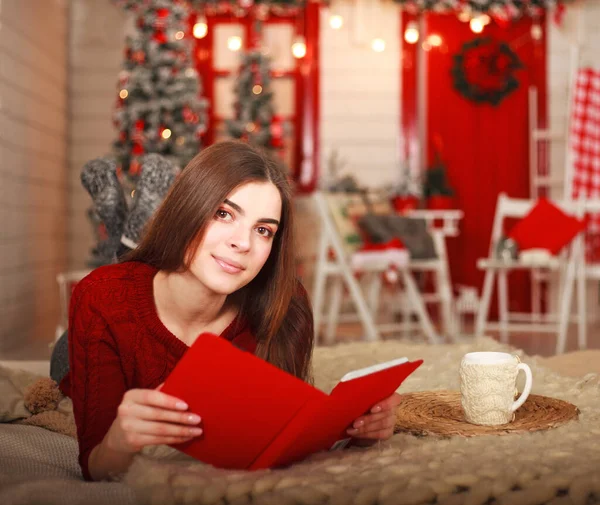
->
[346, 393, 402, 444]
[105, 388, 203, 454]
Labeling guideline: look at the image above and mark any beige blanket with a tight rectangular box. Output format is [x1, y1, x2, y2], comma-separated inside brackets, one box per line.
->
[2, 337, 600, 505]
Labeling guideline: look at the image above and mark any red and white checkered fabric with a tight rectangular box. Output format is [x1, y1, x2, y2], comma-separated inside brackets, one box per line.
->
[570, 68, 600, 261]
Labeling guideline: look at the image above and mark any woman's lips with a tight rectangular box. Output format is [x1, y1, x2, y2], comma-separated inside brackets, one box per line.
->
[213, 255, 245, 274]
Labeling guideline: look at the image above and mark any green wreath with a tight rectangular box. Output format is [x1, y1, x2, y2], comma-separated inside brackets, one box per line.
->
[451, 37, 523, 106]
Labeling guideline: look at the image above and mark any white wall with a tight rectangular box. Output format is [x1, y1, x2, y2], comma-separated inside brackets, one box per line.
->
[0, 0, 69, 356]
[69, 0, 127, 270]
[319, 2, 401, 189]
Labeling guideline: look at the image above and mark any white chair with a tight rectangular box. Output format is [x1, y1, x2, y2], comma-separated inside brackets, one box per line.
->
[55, 269, 92, 340]
[402, 209, 463, 339]
[311, 191, 441, 346]
[474, 193, 584, 354]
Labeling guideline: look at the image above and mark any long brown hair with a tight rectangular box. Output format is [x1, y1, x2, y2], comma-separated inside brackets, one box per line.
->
[127, 141, 313, 382]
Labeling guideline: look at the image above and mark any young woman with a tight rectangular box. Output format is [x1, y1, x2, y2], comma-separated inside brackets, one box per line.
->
[62, 141, 401, 481]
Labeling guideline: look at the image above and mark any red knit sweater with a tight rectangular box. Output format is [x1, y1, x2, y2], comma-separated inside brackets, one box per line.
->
[60, 261, 257, 481]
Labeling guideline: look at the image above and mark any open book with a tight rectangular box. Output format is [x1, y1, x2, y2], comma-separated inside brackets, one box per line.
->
[161, 333, 422, 470]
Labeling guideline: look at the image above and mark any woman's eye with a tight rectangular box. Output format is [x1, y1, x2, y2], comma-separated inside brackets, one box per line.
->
[216, 209, 232, 220]
[257, 227, 273, 238]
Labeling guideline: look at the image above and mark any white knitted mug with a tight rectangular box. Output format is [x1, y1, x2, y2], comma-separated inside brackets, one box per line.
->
[459, 352, 533, 426]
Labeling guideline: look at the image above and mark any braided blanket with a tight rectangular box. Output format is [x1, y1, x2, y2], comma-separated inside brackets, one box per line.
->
[2, 336, 599, 505]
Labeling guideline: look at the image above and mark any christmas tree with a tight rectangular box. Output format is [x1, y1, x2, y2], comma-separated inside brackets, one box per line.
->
[112, 0, 208, 181]
[226, 48, 286, 154]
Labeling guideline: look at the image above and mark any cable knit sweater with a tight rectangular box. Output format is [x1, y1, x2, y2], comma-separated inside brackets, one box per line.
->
[60, 261, 257, 481]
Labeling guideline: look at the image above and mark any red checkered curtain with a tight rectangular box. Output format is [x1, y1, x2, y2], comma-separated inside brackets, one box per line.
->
[570, 67, 600, 261]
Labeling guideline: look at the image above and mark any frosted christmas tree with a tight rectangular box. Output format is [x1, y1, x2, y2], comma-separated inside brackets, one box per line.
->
[226, 47, 286, 155]
[112, 0, 208, 181]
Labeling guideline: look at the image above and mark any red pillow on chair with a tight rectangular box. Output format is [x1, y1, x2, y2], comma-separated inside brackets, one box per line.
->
[507, 198, 587, 255]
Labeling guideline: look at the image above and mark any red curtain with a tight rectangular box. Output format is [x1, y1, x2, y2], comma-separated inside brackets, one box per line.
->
[422, 14, 547, 314]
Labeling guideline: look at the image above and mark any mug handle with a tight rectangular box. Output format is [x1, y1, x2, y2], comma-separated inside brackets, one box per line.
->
[511, 363, 533, 412]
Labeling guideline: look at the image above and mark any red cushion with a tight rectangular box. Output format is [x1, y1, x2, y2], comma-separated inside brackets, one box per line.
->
[507, 198, 587, 255]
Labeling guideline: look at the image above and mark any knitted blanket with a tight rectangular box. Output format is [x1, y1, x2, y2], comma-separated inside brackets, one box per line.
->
[124, 337, 600, 505]
[2, 337, 600, 505]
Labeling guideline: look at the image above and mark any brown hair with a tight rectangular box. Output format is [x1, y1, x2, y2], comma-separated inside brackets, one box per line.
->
[127, 141, 313, 382]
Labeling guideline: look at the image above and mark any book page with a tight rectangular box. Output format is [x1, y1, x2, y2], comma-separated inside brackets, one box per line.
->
[339, 357, 408, 382]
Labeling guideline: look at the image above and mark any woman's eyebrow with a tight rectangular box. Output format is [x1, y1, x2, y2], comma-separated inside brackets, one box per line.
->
[224, 199, 280, 226]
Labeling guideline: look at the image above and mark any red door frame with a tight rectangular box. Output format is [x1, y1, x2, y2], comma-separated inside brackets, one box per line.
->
[191, 4, 320, 193]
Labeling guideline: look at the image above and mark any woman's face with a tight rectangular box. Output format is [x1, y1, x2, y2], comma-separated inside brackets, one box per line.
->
[188, 181, 283, 295]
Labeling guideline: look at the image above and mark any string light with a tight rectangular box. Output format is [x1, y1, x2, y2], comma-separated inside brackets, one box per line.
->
[161, 128, 172, 139]
[329, 14, 343, 30]
[228, 36, 242, 52]
[458, 10, 471, 22]
[193, 15, 208, 39]
[371, 38, 386, 52]
[427, 34, 443, 47]
[470, 17, 485, 34]
[531, 23, 543, 41]
[480, 14, 491, 26]
[175, 31, 185, 40]
[119, 89, 129, 99]
[291, 35, 307, 59]
[404, 21, 419, 44]
[252, 84, 263, 95]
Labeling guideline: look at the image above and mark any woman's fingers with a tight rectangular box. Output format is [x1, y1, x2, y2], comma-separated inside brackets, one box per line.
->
[130, 433, 199, 449]
[127, 403, 202, 426]
[122, 418, 203, 438]
[124, 388, 188, 411]
[369, 393, 402, 414]
[347, 411, 396, 438]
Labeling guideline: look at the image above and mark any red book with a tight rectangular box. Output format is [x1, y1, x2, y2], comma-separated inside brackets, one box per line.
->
[160, 333, 422, 470]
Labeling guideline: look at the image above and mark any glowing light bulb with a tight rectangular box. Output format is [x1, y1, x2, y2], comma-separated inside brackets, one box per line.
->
[458, 11, 471, 22]
[470, 17, 484, 34]
[175, 31, 185, 40]
[119, 89, 129, 99]
[291, 36, 306, 59]
[227, 36, 242, 52]
[253, 85, 263, 95]
[480, 14, 491, 26]
[371, 38, 385, 52]
[193, 16, 208, 39]
[427, 34, 442, 47]
[329, 14, 343, 30]
[404, 21, 419, 44]
[531, 23, 543, 41]
[161, 128, 172, 139]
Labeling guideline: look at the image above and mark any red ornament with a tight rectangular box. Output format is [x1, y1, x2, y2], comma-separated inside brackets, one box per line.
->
[132, 143, 145, 156]
[133, 50, 146, 63]
[156, 8, 169, 18]
[554, 4, 566, 26]
[153, 31, 168, 44]
[135, 119, 145, 130]
[129, 158, 141, 176]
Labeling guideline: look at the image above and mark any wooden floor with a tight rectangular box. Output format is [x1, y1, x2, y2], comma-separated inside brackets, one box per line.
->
[320, 320, 600, 357]
[3, 316, 600, 361]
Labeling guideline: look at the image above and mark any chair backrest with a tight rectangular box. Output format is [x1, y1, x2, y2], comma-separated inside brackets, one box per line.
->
[487, 193, 582, 256]
[315, 190, 393, 257]
[55, 269, 92, 340]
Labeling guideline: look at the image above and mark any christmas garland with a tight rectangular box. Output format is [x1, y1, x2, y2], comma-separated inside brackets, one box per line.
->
[393, 0, 575, 20]
[115, 0, 306, 13]
[451, 37, 523, 106]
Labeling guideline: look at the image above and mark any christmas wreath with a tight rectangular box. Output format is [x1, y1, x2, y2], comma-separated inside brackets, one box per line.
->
[451, 37, 523, 106]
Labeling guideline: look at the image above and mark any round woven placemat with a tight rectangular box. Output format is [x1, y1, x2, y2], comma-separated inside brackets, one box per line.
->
[395, 390, 579, 437]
